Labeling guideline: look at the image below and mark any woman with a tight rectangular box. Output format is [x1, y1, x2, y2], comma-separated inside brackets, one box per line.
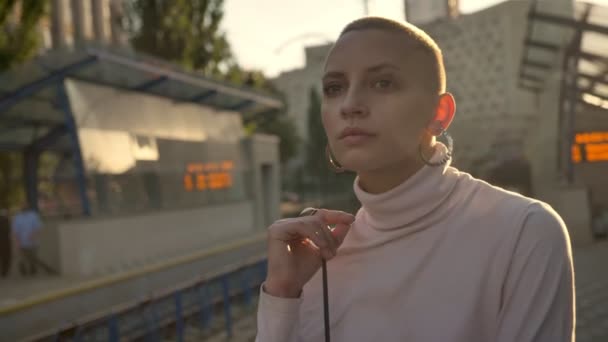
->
[256, 17, 574, 342]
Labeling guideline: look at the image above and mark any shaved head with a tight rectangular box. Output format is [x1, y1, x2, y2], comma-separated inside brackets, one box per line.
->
[337, 16, 446, 95]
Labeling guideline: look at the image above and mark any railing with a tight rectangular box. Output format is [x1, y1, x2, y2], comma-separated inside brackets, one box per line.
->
[30, 256, 267, 342]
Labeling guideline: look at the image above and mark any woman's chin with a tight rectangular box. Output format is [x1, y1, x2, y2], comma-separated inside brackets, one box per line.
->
[338, 154, 378, 173]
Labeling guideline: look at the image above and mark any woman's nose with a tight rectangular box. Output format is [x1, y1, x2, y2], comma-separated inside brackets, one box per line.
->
[340, 88, 369, 119]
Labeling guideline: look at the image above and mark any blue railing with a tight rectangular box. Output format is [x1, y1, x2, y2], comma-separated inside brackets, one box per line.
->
[33, 257, 267, 342]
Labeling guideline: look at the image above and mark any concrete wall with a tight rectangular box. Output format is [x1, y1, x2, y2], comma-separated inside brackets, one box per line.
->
[241, 134, 281, 231]
[54, 201, 255, 276]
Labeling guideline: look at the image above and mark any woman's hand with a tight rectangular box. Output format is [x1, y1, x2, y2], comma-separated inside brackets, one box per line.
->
[263, 208, 355, 298]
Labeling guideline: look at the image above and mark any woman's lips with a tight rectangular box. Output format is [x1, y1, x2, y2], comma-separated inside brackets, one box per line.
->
[339, 127, 376, 145]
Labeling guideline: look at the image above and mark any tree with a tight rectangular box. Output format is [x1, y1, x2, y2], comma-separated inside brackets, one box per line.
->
[305, 87, 330, 198]
[245, 112, 300, 164]
[123, 0, 300, 163]
[0, 0, 46, 71]
[124, 0, 236, 77]
[0, 1, 46, 209]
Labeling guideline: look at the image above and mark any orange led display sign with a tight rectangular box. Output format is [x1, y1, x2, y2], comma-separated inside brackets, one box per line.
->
[571, 132, 608, 164]
[183, 161, 234, 191]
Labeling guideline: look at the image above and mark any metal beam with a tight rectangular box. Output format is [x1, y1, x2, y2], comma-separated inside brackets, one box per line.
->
[522, 58, 552, 70]
[190, 90, 217, 103]
[530, 9, 608, 36]
[0, 55, 98, 116]
[130, 75, 169, 91]
[520, 73, 544, 83]
[577, 50, 608, 64]
[518, 83, 541, 92]
[227, 99, 253, 111]
[0, 141, 70, 152]
[56, 82, 91, 216]
[88, 48, 283, 109]
[578, 71, 608, 99]
[524, 39, 560, 52]
[23, 148, 39, 211]
[0, 117, 61, 127]
[29, 124, 68, 150]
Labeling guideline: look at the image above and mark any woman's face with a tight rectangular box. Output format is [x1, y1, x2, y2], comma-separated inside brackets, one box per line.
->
[321, 29, 439, 173]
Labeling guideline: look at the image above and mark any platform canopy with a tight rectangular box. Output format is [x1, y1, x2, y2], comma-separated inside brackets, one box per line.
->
[518, 0, 608, 183]
[519, 0, 608, 111]
[0, 46, 283, 153]
[0, 46, 283, 215]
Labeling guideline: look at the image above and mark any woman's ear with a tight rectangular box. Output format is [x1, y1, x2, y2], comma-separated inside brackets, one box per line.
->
[428, 93, 456, 135]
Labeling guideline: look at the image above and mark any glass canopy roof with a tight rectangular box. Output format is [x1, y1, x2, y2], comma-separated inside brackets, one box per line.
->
[519, 0, 608, 111]
[0, 46, 284, 152]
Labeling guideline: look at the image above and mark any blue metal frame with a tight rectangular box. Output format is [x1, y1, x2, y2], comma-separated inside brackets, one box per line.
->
[131, 75, 169, 92]
[23, 148, 39, 211]
[0, 56, 98, 116]
[189, 89, 217, 103]
[227, 99, 253, 111]
[39, 259, 266, 341]
[56, 82, 91, 216]
[29, 124, 68, 150]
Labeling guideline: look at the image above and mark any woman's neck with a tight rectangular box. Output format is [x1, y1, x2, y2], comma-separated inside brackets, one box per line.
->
[357, 157, 426, 194]
[357, 139, 438, 194]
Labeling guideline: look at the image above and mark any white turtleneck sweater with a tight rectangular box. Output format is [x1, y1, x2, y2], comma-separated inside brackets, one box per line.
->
[255, 146, 575, 342]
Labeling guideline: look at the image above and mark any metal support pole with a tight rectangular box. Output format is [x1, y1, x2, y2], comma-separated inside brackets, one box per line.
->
[56, 81, 91, 216]
[199, 284, 211, 330]
[241, 268, 253, 307]
[108, 315, 119, 342]
[174, 291, 184, 342]
[221, 276, 233, 338]
[23, 148, 40, 211]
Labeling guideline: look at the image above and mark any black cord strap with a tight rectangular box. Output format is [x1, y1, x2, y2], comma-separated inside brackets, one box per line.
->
[322, 258, 330, 342]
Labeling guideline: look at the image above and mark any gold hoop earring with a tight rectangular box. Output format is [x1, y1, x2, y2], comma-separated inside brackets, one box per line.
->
[418, 130, 454, 167]
[325, 145, 345, 173]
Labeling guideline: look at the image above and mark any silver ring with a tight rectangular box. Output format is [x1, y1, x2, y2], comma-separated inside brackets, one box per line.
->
[300, 207, 318, 217]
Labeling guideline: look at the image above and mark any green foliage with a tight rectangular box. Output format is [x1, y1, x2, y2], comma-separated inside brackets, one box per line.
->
[246, 112, 300, 164]
[124, 0, 236, 77]
[306, 87, 328, 177]
[0, 152, 23, 209]
[0, 1, 47, 209]
[124, 0, 298, 162]
[0, 0, 46, 71]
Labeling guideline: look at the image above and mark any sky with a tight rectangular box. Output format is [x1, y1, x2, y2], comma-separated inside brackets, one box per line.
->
[222, 0, 608, 78]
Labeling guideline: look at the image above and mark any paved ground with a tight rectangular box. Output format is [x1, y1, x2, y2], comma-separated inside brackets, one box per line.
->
[573, 239, 608, 342]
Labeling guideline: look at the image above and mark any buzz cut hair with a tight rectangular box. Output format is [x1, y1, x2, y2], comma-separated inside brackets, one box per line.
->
[339, 16, 446, 94]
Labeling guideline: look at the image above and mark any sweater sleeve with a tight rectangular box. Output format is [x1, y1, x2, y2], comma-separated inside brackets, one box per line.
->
[255, 283, 303, 342]
[495, 203, 575, 342]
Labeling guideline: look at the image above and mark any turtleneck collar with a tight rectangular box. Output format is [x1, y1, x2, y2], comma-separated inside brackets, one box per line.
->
[353, 143, 459, 231]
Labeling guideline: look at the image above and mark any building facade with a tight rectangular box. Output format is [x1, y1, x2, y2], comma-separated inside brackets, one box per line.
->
[404, 0, 459, 25]
[7, 0, 127, 51]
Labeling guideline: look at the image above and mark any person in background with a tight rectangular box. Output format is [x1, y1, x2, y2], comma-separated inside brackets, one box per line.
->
[11, 202, 56, 276]
[0, 208, 11, 278]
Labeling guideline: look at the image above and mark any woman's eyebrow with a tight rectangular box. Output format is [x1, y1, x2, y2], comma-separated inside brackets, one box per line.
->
[365, 63, 400, 73]
[322, 63, 400, 81]
[322, 71, 345, 81]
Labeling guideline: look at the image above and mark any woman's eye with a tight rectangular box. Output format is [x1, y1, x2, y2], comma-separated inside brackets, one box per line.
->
[373, 79, 393, 89]
[323, 83, 343, 96]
